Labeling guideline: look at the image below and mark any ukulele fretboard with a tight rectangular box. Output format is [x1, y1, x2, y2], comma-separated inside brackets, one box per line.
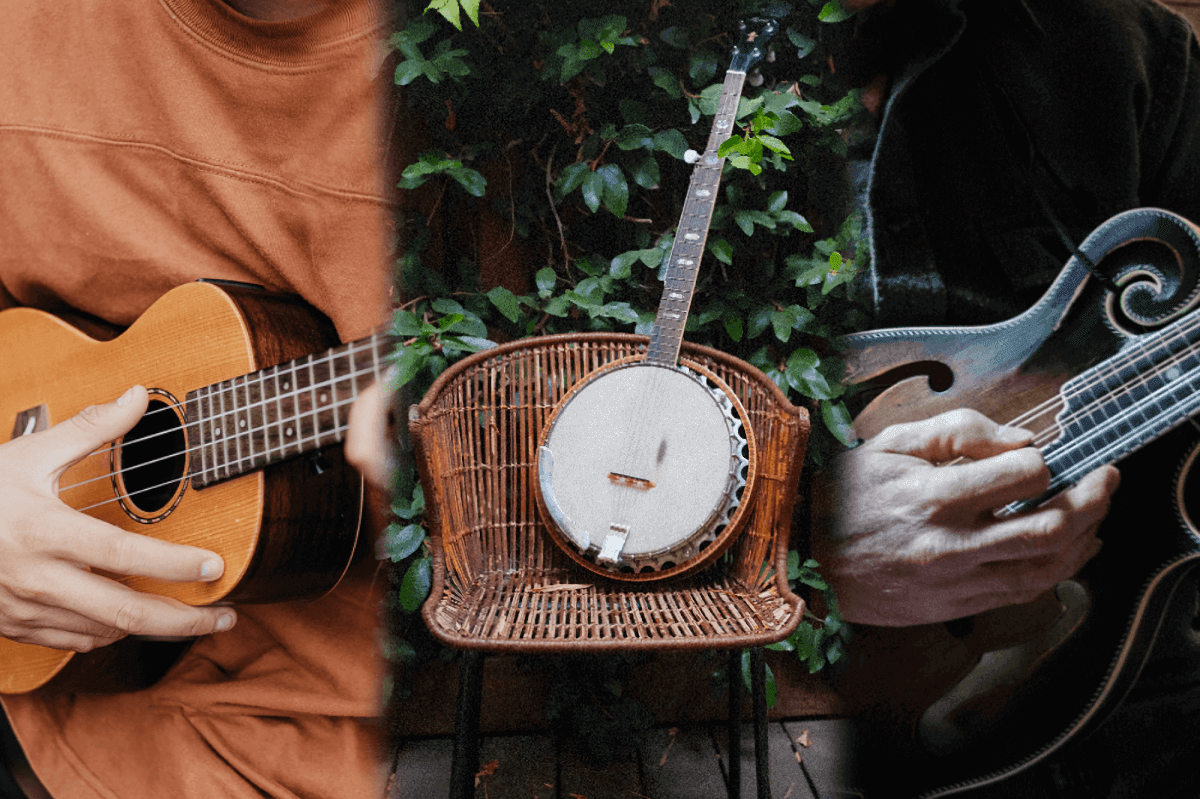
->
[186, 332, 393, 488]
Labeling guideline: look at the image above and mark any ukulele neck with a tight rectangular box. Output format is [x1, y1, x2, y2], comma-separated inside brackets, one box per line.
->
[186, 331, 393, 488]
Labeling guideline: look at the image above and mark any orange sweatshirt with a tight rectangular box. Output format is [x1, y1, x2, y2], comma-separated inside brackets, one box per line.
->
[0, 1, 392, 797]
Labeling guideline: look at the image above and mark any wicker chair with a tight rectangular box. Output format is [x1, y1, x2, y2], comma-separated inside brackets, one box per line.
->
[409, 333, 810, 799]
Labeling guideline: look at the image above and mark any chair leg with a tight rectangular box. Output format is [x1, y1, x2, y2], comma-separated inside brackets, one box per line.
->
[727, 650, 742, 799]
[449, 651, 484, 799]
[750, 646, 771, 799]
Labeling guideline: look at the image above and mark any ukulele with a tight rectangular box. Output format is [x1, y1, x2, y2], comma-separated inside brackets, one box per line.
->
[835, 207, 1200, 798]
[534, 19, 777, 580]
[0, 279, 392, 694]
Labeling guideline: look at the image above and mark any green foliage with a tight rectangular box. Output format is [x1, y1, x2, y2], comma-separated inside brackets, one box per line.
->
[386, 0, 873, 708]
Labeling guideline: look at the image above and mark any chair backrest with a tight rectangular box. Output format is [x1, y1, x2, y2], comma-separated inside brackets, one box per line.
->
[410, 333, 809, 597]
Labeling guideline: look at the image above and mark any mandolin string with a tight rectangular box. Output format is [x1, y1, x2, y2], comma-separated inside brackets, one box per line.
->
[939, 314, 1200, 478]
[56, 364, 381, 496]
[984, 303, 1200, 437]
[72, 418, 356, 514]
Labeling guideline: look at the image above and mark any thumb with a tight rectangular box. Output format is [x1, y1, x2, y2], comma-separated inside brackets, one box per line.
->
[39, 386, 151, 482]
[870, 408, 1033, 463]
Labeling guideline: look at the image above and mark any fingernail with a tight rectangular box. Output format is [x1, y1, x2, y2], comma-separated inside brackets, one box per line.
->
[215, 613, 236, 632]
[116, 387, 136, 407]
[200, 559, 223, 580]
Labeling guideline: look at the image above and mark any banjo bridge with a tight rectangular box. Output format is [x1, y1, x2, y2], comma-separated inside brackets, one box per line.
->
[607, 472, 656, 491]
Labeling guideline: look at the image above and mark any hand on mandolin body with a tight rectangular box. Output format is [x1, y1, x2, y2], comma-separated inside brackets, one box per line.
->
[814, 409, 1121, 627]
[0, 385, 237, 653]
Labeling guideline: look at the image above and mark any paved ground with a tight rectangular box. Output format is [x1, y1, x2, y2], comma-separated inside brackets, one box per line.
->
[389, 718, 863, 799]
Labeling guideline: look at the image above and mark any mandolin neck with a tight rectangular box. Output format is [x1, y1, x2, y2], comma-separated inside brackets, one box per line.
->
[186, 331, 394, 488]
[644, 69, 747, 368]
[1009, 313, 1200, 514]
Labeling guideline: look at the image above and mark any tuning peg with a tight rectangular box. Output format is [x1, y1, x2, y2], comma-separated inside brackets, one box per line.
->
[684, 149, 701, 164]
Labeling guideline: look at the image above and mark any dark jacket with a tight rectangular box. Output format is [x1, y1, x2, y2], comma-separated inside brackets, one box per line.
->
[862, 0, 1200, 328]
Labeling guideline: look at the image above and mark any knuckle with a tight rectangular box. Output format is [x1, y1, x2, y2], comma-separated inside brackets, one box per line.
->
[112, 599, 150, 634]
[181, 612, 218, 638]
[70, 403, 109, 436]
[101, 534, 142, 574]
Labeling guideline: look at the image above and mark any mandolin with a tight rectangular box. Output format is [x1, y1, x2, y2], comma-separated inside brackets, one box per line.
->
[835, 208, 1200, 798]
[0, 280, 393, 694]
[534, 19, 778, 580]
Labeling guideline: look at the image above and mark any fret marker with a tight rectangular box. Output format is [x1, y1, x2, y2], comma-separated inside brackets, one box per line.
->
[717, 119, 730, 128]
[678, 258, 694, 265]
[320, 393, 328, 403]
[1168, 367, 1182, 381]
[240, 419, 247, 428]
[696, 189, 711, 198]
[283, 381, 290, 390]
[684, 233, 700, 241]
[668, 312, 681, 319]
[669, 292, 684, 299]
[705, 155, 718, 165]
[286, 427, 294, 437]
[213, 427, 221, 436]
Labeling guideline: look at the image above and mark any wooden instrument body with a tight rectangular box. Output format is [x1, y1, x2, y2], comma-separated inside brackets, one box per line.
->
[836, 208, 1200, 797]
[536, 358, 754, 579]
[0, 281, 362, 694]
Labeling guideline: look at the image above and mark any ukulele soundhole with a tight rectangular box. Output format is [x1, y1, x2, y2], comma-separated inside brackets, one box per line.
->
[112, 391, 189, 523]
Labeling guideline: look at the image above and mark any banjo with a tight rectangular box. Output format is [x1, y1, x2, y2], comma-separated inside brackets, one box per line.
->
[535, 19, 777, 580]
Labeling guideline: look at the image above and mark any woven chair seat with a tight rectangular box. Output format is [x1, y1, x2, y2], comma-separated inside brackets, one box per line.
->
[410, 333, 810, 653]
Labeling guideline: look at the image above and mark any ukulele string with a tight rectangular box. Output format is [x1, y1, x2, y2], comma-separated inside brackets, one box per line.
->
[71, 417, 357, 514]
[60, 335, 392, 461]
[56, 368, 377, 497]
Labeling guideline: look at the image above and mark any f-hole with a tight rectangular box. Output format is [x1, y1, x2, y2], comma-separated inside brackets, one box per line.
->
[113, 390, 189, 523]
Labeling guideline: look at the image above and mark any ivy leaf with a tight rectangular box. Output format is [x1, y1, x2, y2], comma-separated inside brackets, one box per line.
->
[630, 152, 660, 189]
[536, 267, 557, 295]
[391, 345, 425, 389]
[689, 50, 719, 84]
[395, 58, 427, 86]
[597, 163, 629, 218]
[724, 314, 743, 342]
[581, 170, 604, 213]
[615, 124, 653, 151]
[392, 310, 423, 337]
[767, 190, 789, 213]
[424, 0, 481, 30]
[557, 162, 591, 197]
[653, 129, 689, 159]
[448, 166, 486, 197]
[487, 286, 521, 322]
[391, 483, 425, 520]
[818, 1, 854, 23]
[789, 29, 817, 59]
[432, 297, 465, 315]
[821, 399, 858, 447]
[596, 302, 639, 323]
[659, 26, 690, 49]
[786, 550, 801, 581]
[399, 556, 433, 612]
[709, 238, 733, 265]
[378, 522, 426, 562]
[748, 306, 773, 339]
[648, 66, 681, 98]
[740, 650, 778, 709]
[785, 347, 840, 399]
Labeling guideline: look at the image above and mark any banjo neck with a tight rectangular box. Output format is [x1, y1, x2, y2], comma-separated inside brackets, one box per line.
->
[644, 19, 776, 368]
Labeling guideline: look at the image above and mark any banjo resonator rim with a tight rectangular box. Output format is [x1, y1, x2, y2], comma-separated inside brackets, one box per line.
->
[535, 356, 758, 582]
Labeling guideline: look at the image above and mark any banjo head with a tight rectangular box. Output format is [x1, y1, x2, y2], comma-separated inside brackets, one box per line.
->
[536, 359, 755, 580]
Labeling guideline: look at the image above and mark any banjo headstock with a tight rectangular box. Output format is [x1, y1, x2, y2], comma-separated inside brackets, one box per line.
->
[729, 17, 779, 73]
